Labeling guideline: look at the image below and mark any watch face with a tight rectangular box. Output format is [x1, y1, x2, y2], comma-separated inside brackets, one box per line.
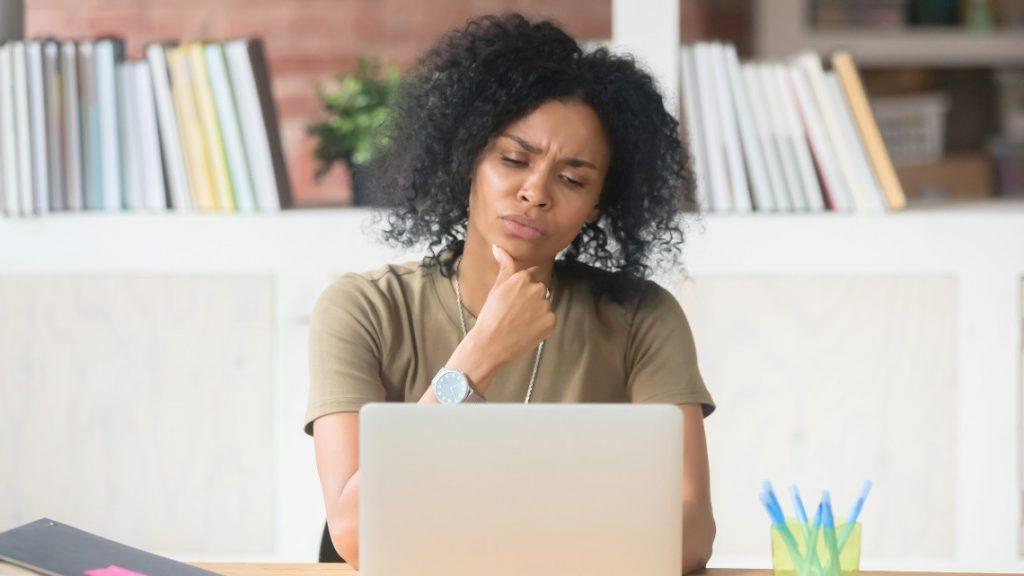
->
[434, 370, 468, 403]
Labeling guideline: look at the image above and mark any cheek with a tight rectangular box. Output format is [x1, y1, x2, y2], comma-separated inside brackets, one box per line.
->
[475, 159, 517, 194]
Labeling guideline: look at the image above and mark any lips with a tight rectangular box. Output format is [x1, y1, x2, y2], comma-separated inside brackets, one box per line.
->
[502, 214, 545, 234]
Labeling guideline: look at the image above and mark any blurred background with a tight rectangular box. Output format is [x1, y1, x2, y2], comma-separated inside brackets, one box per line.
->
[0, 0, 1022, 573]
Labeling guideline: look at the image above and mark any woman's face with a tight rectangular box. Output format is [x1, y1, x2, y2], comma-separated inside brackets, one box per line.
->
[467, 99, 611, 265]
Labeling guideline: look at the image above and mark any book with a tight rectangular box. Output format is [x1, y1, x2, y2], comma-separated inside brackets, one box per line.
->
[13, 41, 35, 215]
[43, 38, 65, 211]
[0, 43, 19, 216]
[795, 52, 873, 213]
[225, 38, 290, 211]
[679, 45, 711, 212]
[709, 42, 752, 212]
[692, 43, 731, 212]
[167, 45, 216, 210]
[78, 40, 102, 210]
[187, 42, 235, 211]
[786, 62, 849, 211]
[723, 43, 774, 211]
[146, 42, 190, 210]
[743, 63, 792, 211]
[825, 71, 886, 213]
[118, 58, 143, 211]
[132, 60, 168, 211]
[0, 518, 221, 576]
[61, 40, 84, 211]
[759, 63, 807, 211]
[772, 63, 824, 212]
[96, 38, 124, 211]
[204, 43, 255, 212]
[831, 51, 907, 210]
[27, 40, 49, 214]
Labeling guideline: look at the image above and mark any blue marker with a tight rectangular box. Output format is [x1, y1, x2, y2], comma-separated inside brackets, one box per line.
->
[838, 480, 872, 551]
[805, 502, 824, 572]
[790, 484, 811, 542]
[758, 490, 805, 572]
[822, 491, 842, 576]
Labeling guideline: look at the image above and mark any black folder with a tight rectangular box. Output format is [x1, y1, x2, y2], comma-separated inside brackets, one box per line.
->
[0, 518, 221, 576]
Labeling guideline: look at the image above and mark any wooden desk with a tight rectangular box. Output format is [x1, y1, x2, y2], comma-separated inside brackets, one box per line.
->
[191, 564, 1016, 576]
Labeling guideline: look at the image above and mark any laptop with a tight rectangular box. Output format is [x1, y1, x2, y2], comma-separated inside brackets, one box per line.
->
[359, 403, 684, 576]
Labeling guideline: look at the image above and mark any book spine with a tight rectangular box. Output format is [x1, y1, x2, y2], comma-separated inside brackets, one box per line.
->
[27, 40, 49, 214]
[146, 43, 190, 211]
[188, 42, 234, 211]
[224, 39, 280, 212]
[0, 43, 15, 216]
[43, 39, 65, 211]
[61, 40, 83, 211]
[679, 45, 711, 213]
[723, 44, 774, 212]
[832, 51, 906, 210]
[742, 63, 790, 212]
[693, 43, 731, 212]
[96, 39, 123, 211]
[134, 60, 167, 211]
[246, 37, 291, 209]
[205, 43, 255, 213]
[709, 42, 752, 212]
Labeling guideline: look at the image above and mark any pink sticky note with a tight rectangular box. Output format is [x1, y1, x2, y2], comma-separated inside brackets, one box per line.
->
[84, 565, 149, 576]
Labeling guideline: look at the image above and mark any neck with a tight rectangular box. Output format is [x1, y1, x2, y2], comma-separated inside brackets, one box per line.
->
[454, 228, 554, 319]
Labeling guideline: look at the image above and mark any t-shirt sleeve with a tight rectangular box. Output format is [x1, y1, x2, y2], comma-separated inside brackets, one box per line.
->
[626, 280, 715, 418]
[303, 274, 388, 437]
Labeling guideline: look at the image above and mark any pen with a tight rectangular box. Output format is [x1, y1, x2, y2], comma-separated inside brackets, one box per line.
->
[838, 480, 872, 551]
[790, 484, 811, 544]
[822, 491, 841, 576]
[758, 491, 806, 573]
[805, 501, 823, 575]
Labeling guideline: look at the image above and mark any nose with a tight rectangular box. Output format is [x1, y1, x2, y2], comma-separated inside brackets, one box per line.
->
[517, 168, 551, 208]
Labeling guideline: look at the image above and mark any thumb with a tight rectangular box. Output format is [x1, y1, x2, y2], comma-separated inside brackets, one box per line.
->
[491, 244, 518, 285]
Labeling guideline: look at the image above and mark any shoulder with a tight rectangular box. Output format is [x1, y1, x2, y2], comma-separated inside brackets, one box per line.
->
[317, 259, 429, 304]
[312, 258, 433, 326]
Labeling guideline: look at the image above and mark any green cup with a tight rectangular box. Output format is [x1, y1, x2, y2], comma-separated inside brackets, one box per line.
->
[770, 516, 861, 576]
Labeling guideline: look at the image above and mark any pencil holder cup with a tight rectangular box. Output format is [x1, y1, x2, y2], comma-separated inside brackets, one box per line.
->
[770, 516, 861, 576]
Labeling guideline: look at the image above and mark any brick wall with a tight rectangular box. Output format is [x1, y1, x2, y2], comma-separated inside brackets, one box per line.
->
[26, 0, 748, 205]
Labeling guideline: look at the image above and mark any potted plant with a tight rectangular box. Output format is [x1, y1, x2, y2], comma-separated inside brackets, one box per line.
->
[308, 56, 400, 206]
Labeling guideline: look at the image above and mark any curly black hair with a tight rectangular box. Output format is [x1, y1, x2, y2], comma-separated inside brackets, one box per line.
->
[366, 12, 697, 306]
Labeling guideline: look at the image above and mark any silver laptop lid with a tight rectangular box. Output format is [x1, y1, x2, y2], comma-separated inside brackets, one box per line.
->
[359, 403, 683, 576]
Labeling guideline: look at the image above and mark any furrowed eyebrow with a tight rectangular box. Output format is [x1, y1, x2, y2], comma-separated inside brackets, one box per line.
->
[499, 133, 598, 171]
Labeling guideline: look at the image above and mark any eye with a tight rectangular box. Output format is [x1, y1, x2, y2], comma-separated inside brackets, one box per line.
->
[561, 175, 584, 188]
[500, 155, 525, 166]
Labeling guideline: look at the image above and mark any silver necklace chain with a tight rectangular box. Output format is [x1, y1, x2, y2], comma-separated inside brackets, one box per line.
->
[453, 255, 551, 404]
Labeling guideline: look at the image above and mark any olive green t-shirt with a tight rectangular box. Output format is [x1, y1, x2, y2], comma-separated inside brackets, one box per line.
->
[303, 255, 715, 437]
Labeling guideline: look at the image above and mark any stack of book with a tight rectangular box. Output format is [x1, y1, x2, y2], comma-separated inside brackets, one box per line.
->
[680, 43, 906, 213]
[0, 36, 291, 217]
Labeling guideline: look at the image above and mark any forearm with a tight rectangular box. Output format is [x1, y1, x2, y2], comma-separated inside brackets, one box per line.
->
[327, 471, 362, 569]
[681, 498, 716, 574]
[330, 336, 500, 569]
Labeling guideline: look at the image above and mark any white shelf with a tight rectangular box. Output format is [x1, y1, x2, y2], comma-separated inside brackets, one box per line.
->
[3, 203, 1023, 275]
[755, 0, 1024, 67]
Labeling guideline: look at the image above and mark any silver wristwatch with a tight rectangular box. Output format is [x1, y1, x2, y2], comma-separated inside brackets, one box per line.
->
[431, 367, 486, 403]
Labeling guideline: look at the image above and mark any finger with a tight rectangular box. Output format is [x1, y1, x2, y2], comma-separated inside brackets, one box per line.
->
[491, 244, 520, 285]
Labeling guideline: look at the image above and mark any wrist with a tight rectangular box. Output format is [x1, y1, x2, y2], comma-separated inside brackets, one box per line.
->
[445, 332, 498, 395]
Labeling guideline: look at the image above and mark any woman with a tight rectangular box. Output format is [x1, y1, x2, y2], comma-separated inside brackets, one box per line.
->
[304, 12, 716, 573]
